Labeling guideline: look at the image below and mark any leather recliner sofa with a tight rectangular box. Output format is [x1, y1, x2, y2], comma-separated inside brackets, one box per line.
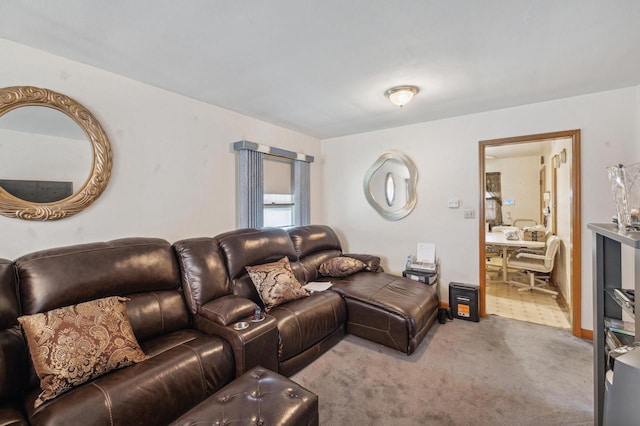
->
[0, 225, 439, 425]
[1, 238, 236, 426]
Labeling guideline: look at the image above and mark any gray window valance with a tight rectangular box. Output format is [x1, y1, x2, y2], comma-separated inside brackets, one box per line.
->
[234, 140, 313, 228]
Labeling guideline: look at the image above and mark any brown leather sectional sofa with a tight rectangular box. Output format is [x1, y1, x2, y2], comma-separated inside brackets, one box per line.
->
[0, 225, 439, 425]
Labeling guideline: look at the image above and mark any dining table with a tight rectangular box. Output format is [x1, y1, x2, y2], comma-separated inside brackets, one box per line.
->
[485, 231, 546, 283]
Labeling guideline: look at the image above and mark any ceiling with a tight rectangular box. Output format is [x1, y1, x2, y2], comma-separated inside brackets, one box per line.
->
[1, 1, 639, 139]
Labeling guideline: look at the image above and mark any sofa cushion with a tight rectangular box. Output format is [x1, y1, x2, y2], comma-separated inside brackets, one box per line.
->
[245, 257, 308, 312]
[24, 332, 235, 426]
[330, 272, 439, 354]
[125, 290, 191, 343]
[18, 296, 148, 408]
[218, 229, 298, 280]
[287, 225, 344, 282]
[287, 225, 342, 259]
[15, 238, 181, 315]
[319, 257, 366, 277]
[269, 291, 346, 361]
[331, 273, 438, 332]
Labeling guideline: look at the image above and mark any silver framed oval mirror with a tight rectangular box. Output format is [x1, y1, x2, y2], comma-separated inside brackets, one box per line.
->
[0, 86, 112, 220]
[363, 151, 418, 220]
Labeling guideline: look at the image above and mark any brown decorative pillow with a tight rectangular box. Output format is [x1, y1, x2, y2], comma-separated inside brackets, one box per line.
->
[18, 296, 148, 408]
[245, 257, 309, 312]
[319, 256, 367, 277]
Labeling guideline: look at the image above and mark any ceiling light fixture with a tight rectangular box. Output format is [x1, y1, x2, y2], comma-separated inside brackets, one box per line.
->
[384, 85, 419, 107]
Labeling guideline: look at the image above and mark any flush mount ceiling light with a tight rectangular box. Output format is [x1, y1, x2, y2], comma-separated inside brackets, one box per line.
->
[384, 85, 419, 107]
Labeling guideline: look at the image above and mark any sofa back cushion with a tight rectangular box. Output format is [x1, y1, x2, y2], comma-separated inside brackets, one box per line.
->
[125, 291, 191, 342]
[173, 237, 232, 315]
[0, 258, 29, 401]
[15, 238, 188, 342]
[287, 225, 343, 257]
[217, 228, 304, 304]
[287, 225, 343, 282]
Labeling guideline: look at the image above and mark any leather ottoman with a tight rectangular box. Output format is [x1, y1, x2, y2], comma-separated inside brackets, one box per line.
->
[170, 366, 319, 426]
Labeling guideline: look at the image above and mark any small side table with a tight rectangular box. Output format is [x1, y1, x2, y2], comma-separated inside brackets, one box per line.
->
[402, 269, 438, 286]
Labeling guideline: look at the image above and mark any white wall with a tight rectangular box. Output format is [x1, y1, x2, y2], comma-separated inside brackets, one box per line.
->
[3, 38, 639, 332]
[0, 39, 323, 259]
[322, 86, 640, 331]
[485, 155, 540, 225]
[550, 138, 574, 302]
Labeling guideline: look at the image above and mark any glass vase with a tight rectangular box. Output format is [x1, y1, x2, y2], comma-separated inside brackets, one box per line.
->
[607, 163, 640, 231]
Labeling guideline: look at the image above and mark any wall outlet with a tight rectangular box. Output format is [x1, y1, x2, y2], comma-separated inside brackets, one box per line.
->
[464, 208, 475, 219]
[448, 199, 460, 208]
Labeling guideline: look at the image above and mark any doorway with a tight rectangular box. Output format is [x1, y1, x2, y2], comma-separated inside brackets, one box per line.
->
[478, 130, 582, 337]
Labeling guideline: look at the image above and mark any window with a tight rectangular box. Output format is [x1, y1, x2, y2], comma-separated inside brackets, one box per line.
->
[234, 141, 313, 228]
[485, 172, 503, 225]
[263, 156, 294, 227]
[264, 193, 294, 227]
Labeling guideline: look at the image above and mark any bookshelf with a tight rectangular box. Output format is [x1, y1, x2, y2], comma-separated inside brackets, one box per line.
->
[588, 223, 640, 426]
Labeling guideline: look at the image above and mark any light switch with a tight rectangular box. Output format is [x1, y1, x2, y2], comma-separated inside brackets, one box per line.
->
[464, 208, 475, 219]
[448, 199, 460, 208]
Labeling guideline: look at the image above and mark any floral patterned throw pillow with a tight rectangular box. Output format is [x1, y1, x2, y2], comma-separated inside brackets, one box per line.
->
[319, 257, 367, 277]
[245, 257, 309, 311]
[18, 296, 148, 408]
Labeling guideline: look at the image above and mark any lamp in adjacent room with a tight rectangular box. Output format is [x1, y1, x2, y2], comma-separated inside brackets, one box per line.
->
[384, 85, 419, 107]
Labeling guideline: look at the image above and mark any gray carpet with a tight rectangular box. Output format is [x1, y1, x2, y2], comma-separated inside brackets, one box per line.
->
[291, 315, 593, 426]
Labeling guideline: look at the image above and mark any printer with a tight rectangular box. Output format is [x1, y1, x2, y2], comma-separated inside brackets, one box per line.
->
[403, 243, 438, 285]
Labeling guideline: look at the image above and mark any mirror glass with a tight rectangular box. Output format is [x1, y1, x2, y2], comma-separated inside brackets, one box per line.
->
[363, 151, 418, 220]
[385, 172, 395, 206]
[0, 86, 112, 220]
[0, 106, 92, 202]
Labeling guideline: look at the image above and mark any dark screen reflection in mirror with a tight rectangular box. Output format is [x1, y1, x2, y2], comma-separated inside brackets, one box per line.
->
[0, 106, 92, 203]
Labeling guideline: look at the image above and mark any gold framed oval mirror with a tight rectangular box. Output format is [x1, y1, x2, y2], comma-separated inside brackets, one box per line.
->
[0, 86, 112, 220]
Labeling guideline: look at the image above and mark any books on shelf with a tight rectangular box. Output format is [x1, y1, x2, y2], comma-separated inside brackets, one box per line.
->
[608, 288, 636, 317]
[604, 317, 637, 370]
[605, 317, 635, 337]
[606, 330, 623, 350]
[606, 329, 635, 350]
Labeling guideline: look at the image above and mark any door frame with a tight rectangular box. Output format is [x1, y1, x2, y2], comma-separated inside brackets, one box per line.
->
[478, 129, 583, 337]
[539, 165, 546, 225]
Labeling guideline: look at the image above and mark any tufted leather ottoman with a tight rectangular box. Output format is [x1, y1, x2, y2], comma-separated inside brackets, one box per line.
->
[170, 366, 318, 426]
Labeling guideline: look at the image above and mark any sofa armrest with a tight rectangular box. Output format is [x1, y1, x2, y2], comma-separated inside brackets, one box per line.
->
[0, 399, 29, 426]
[343, 253, 382, 272]
[199, 295, 258, 326]
[194, 314, 279, 377]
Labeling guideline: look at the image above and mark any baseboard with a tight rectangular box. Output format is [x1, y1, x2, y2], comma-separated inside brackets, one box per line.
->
[580, 329, 593, 340]
[441, 302, 589, 336]
[442, 310, 592, 340]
